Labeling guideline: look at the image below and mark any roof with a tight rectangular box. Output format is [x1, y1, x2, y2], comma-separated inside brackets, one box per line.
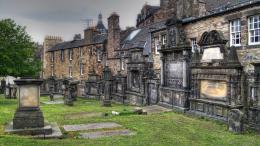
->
[48, 39, 84, 52]
[121, 20, 166, 56]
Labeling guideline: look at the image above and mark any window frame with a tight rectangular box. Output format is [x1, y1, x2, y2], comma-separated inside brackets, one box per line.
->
[161, 34, 167, 45]
[191, 38, 198, 53]
[69, 49, 73, 61]
[61, 50, 64, 62]
[69, 67, 72, 78]
[154, 37, 159, 55]
[230, 19, 241, 47]
[248, 15, 260, 45]
[80, 63, 84, 76]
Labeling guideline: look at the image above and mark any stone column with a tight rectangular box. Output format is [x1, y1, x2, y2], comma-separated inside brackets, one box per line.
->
[160, 55, 164, 86]
[182, 50, 188, 89]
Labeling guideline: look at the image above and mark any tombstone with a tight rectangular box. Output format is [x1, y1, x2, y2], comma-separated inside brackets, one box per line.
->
[0, 79, 6, 94]
[228, 109, 244, 133]
[85, 68, 101, 99]
[49, 77, 55, 101]
[159, 18, 191, 111]
[63, 79, 74, 106]
[189, 30, 244, 121]
[12, 78, 45, 129]
[5, 77, 62, 137]
[5, 83, 17, 99]
[247, 62, 260, 131]
[111, 71, 127, 104]
[70, 81, 79, 101]
[102, 66, 112, 107]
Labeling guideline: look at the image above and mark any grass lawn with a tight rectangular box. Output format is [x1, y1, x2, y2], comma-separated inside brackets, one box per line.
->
[0, 95, 260, 146]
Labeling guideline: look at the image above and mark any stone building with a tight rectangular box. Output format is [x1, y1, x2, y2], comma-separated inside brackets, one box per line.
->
[43, 14, 107, 82]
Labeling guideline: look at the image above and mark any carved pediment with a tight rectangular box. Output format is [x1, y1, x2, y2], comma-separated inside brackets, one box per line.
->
[198, 30, 228, 46]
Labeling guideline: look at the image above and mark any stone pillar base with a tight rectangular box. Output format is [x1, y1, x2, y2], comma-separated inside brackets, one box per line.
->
[13, 110, 44, 129]
[102, 100, 112, 107]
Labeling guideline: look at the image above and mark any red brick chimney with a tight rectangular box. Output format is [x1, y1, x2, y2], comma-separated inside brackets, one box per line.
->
[107, 12, 120, 59]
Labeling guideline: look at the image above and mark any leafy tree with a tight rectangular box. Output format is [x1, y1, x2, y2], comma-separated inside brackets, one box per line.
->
[0, 19, 41, 77]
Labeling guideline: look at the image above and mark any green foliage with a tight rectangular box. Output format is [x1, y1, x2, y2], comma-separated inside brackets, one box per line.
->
[0, 96, 260, 146]
[0, 19, 41, 77]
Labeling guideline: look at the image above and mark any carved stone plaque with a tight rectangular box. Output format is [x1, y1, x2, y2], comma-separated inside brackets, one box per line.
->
[200, 80, 227, 100]
[20, 85, 38, 107]
[201, 47, 223, 62]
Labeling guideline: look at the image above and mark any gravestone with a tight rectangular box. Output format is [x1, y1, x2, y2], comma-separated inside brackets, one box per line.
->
[228, 109, 244, 133]
[103, 66, 112, 107]
[4, 78, 62, 138]
[0, 79, 6, 94]
[63, 79, 74, 106]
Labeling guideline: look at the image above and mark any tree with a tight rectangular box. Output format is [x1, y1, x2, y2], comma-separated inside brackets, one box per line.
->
[0, 19, 41, 77]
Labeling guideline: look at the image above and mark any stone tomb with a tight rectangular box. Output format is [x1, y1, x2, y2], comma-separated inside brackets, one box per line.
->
[189, 30, 244, 121]
[5, 78, 62, 138]
[159, 18, 191, 111]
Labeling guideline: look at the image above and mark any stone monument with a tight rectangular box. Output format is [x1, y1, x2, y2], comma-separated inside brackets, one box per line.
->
[102, 66, 112, 107]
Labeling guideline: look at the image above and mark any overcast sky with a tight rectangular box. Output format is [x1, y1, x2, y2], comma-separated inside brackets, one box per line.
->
[0, 0, 159, 43]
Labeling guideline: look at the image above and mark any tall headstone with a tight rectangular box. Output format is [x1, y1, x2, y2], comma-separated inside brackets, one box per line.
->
[103, 66, 112, 107]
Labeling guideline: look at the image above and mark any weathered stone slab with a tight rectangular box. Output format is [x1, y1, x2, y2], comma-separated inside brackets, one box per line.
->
[80, 129, 134, 139]
[42, 101, 64, 105]
[64, 112, 103, 120]
[141, 105, 172, 114]
[63, 122, 122, 132]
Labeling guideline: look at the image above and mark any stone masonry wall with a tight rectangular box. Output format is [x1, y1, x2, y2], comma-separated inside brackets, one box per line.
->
[45, 44, 104, 81]
[184, 5, 260, 72]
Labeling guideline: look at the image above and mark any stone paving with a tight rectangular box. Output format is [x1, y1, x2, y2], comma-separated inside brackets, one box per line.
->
[64, 112, 103, 120]
[42, 101, 64, 105]
[80, 129, 134, 139]
[63, 122, 122, 132]
[141, 105, 172, 114]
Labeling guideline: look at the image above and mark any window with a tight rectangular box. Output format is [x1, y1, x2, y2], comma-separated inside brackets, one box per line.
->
[121, 58, 125, 71]
[69, 49, 73, 61]
[69, 67, 72, 78]
[51, 65, 54, 76]
[97, 50, 102, 62]
[191, 38, 198, 53]
[51, 52, 54, 62]
[154, 37, 159, 54]
[79, 47, 83, 57]
[230, 19, 241, 46]
[162, 34, 167, 45]
[80, 63, 84, 75]
[61, 50, 64, 62]
[249, 15, 260, 45]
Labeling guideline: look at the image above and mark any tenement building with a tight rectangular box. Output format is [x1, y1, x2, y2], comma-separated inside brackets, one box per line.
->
[43, 14, 107, 80]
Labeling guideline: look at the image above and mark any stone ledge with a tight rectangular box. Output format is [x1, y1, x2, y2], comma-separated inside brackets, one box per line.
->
[5, 122, 63, 139]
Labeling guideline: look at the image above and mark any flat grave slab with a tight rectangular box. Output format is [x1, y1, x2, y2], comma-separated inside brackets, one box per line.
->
[63, 122, 122, 132]
[42, 101, 64, 105]
[141, 105, 172, 114]
[80, 129, 135, 139]
[64, 112, 103, 120]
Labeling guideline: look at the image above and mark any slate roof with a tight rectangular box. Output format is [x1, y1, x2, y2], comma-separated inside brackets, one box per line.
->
[47, 33, 107, 52]
[183, 0, 260, 24]
[121, 20, 166, 56]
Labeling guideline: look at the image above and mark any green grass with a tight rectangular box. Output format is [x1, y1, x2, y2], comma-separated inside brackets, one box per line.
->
[0, 95, 260, 146]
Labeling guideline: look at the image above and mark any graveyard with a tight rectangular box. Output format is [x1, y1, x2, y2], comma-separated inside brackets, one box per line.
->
[0, 95, 260, 146]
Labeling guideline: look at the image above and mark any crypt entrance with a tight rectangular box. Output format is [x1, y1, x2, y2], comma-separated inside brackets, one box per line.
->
[189, 30, 244, 121]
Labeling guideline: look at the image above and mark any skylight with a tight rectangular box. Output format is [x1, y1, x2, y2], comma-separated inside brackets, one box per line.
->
[126, 29, 141, 41]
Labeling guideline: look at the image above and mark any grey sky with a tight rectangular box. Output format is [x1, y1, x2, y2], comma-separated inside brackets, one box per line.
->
[0, 0, 159, 43]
